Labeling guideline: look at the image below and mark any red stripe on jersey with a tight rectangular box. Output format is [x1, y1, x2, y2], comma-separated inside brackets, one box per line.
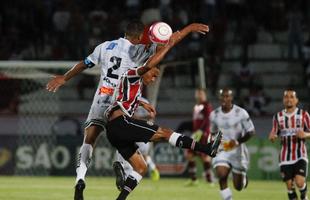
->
[281, 137, 287, 162]
[272, 116, 278, 133]
[302, 111, 305, 127]
[292, 136, 296, 160]
[279, 112, 284, 129]
[291, 115, 295, 128]
[304, 111, 310, 130]
[127, 69, 138, 76]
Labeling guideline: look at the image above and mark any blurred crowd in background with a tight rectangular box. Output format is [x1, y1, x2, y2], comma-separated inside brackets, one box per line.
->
[0, 0, 309, 61]
[1, 0, 310, 117]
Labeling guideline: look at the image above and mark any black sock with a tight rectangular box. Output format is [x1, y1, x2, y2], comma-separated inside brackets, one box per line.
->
[300, 184, 307, 200]
[174, 135, 211, 155]
[117, 175, 138, 200]
[288, 189, 297, 200]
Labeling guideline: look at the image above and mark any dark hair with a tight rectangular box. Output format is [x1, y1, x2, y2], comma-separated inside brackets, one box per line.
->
[125, 20, 144, 38]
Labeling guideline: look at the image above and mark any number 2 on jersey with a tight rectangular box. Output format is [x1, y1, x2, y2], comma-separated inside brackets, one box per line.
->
[107, 56, 122, 79]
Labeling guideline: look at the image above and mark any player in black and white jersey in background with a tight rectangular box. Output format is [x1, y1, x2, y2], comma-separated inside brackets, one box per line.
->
[269, 89, 310, 200]
[46, 20, 157, 200]
[210, 88, 255, 200]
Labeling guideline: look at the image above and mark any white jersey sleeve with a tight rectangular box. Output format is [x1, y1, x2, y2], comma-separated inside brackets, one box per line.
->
[240, 109, 255, 133]
[84, 42, 108, 68]
[129, 43, 157, 64]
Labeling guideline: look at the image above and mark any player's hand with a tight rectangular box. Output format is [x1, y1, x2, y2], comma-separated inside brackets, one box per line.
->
[141, 102, 156, 119]
[222, 140, 239, 151]
[296, 130, 306, 139]
[188, 23, 209, 35]
[46, 75, 66, 92]
[268, 131, 278, 143]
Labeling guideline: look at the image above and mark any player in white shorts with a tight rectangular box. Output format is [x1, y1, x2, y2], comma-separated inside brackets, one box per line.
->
[210, 88, 255, 200]
[46, 20, 157, 200]
[113, 98, 160, 191]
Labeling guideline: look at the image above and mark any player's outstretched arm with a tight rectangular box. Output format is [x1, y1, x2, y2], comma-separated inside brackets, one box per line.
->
[46, 61, 87, 92]
[138, 23, 209, 76]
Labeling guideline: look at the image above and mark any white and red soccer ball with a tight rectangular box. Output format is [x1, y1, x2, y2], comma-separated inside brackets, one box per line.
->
[148, 22, 173, 44]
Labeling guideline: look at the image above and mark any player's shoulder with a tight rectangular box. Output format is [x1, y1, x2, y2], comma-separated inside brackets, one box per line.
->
[233, 105, 250, 117]
[210, 107, 221, 117]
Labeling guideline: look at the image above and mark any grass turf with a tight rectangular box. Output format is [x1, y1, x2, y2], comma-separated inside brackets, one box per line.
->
[0, 176, 292, 200]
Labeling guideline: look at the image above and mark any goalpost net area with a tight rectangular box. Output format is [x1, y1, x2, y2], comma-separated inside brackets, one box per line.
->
[0, 59, 206, 176]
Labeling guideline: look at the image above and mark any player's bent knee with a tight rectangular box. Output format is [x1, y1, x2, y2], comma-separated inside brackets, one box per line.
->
[295, 179, 305, 188]
[135, 163, 148, 176]
[84, 125, 102, 145]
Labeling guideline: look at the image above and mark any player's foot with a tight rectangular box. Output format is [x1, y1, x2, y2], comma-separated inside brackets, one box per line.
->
[150, 168, 160, 181]
[209, 131, 222, 157]
[184, 179, 199, 187]
[113, 161, 125, 191]
[74, 179, 85, 200]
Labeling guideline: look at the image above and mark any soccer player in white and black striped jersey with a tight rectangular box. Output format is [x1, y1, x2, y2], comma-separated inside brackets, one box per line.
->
[269, 89, 310, 200]
[105, 23, 222, 200]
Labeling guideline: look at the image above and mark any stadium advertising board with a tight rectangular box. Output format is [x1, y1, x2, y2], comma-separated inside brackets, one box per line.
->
[0, 135, 303, 179]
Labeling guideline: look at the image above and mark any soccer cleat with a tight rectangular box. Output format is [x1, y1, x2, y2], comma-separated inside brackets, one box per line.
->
[150, 168, 160, 181]
[113, 161, 126, 191]
[209, 131, 222, 157]
[74, 179, 85, 200]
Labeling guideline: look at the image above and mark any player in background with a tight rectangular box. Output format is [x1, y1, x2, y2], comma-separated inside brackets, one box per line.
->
[185, 88, 213, 186]
[46, 20, 157, 200]
[113, 97, 160, 191]
[105, 23, 222, 200]
[269, 89, 310, 200]
[210, 88, 255, 200]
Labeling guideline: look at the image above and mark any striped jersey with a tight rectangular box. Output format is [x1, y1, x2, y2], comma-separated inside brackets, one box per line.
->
[107, 67, 144, 117]
[272, 108, 310, 165]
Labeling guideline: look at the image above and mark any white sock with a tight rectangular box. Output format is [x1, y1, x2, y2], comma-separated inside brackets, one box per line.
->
[220, 188, 232, 200]
[76, 144, 93, 183]
[146, 156, 156, 171]
[130, 170, 143, 183]
[168, 132, 181, 146]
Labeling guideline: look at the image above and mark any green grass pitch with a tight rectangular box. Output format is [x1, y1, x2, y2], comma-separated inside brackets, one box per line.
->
[0, 176, 294, 200]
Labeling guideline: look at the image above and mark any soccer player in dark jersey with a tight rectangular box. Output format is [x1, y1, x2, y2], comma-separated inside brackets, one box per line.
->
[269, 89, 310, 200]
[185, 88, 214, 186]
[105, 23, 222, 200]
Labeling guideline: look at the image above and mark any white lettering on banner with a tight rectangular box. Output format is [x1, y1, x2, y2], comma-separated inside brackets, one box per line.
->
[50, 146, 70, 169]
[34, 143, 51, 169]
[94, 147, 112, 169]
[248, 145, 279, 172]
[15, 144, 113, 170]
[16, 146, 33, 169]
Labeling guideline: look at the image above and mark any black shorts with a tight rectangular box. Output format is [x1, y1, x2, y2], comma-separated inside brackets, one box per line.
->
[106, 115, 159, 160]
[280, 159, 308, 181]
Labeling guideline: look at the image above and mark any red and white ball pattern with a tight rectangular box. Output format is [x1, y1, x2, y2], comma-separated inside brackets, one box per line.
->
[148, 22, 173, 44]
